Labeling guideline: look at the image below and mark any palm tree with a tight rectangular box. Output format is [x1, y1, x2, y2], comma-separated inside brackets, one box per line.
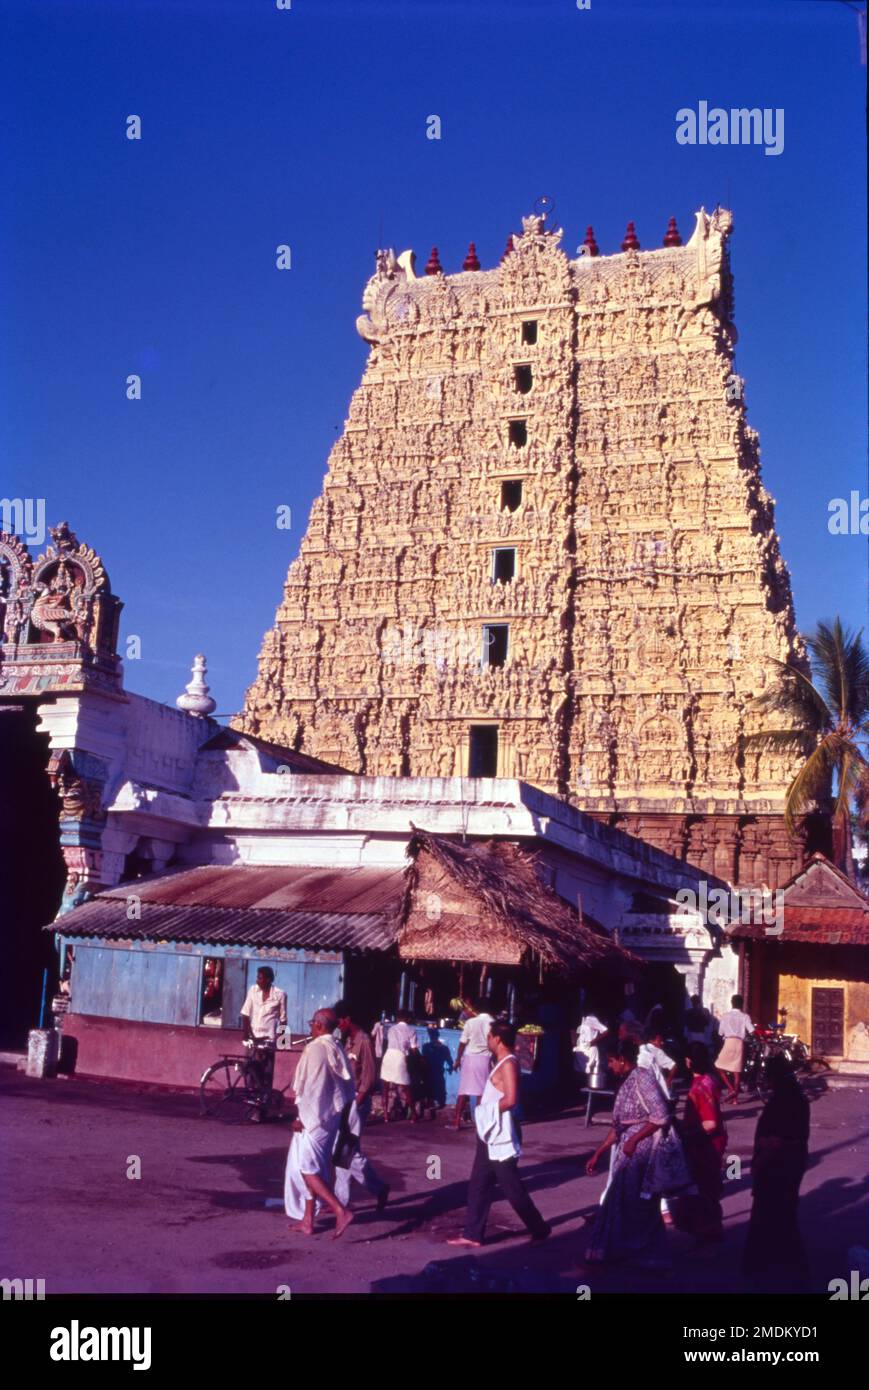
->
[745, 619, 869, 873]
[854, 763, 869, 885]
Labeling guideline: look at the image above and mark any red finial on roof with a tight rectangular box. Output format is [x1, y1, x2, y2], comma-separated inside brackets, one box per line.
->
[500, 234, 515, 262]
[582, 225, 600, 257]
[662, 217, 682, 248]
[424, 246, 443, 275]
[621, 221, 640, 252]
[462, 241, 481, 271]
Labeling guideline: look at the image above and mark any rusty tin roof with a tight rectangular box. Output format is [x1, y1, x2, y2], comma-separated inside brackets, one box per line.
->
[51, 864, 405, 952]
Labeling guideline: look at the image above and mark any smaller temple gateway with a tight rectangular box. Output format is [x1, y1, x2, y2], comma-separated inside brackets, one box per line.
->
[731, 855, 869, 1072]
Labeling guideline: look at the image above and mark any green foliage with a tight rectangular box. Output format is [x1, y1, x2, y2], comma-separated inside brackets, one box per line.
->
[746, 619, 869, 838]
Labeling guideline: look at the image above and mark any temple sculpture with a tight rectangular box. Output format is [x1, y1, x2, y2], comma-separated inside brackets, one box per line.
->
[240, 208, 816, 887]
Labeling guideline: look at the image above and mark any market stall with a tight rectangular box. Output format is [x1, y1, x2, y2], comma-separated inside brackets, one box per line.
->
[393, 829, 638, 1103]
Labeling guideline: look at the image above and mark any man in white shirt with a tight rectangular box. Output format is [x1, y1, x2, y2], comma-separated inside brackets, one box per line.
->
[453, 999, 493, 1128]
[716, 993, 754, 1104]
[284, 1008, 356, 1238]
[240, 967, 287, 1116]
[573, 1013, 609, 1081]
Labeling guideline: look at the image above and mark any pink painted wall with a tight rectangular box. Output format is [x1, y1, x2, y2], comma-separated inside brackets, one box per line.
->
[62, 1014, 302, 1091]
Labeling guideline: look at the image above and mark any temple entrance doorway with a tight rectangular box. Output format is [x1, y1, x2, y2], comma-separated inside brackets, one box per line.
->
[636, 961, 688, 1034]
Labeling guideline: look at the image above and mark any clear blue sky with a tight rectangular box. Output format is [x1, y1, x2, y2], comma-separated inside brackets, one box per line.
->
[2, 0, 866, 716]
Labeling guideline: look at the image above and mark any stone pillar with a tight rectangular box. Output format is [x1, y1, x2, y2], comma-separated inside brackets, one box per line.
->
[711, 816, 739, 884]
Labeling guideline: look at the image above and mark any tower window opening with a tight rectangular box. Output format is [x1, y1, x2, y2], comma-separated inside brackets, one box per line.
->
[521, 320, 538, 345]
[491, 548, 516, 584]
[508, 419, 527, 449]
[482, 623, 509, 668]
[501, 479, 523, 512]
[469, 725, 499, 778]
[514, 364, 533, 395]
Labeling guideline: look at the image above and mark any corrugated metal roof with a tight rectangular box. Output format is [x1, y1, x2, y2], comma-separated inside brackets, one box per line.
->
[53, 901, 397, 951]
[100, 864, 406, 913]
[51, 864, 405, 951]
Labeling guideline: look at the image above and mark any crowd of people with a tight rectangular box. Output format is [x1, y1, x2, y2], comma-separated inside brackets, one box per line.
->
[240, 968, 811, 1280]
[574, 994, 810, 1282]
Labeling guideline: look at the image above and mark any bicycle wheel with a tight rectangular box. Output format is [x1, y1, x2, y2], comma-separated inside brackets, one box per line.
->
[200, 1060, 250, 1121]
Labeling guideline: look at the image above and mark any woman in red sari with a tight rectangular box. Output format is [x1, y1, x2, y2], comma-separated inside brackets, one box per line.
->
[679, 1042, 727, 1245]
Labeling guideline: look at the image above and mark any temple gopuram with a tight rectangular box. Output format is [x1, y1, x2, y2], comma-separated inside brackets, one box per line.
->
[240, 208, 821, 889]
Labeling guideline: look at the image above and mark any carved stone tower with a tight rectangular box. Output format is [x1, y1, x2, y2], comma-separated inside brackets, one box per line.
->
[241, 209, 813, 887]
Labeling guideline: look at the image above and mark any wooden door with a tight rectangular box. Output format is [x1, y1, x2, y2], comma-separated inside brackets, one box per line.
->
[811, 986, 844, 1056]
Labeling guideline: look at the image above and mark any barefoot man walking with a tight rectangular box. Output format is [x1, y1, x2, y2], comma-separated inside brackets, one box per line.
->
[716, 994, 755, 1106]
[284, 1008, 356, 1239]
[448, 1020, 551, 1249]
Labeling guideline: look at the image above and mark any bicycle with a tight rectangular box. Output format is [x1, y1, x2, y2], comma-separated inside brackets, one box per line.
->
[199, 1035, 305, 1122]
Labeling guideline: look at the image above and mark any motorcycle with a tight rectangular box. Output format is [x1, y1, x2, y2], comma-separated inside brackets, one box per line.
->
[743, 1008, 817, 1094]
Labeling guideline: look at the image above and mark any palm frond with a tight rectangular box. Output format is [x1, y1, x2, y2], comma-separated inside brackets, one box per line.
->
[741, 728, 813, 755]
[806, 619, 869, 725]
[747, 620, 869, 853]
[855, 763, 869, 825]
[834, 744, 869, 819]
[750, 659, 830, 731]
[783, 741, 837, 834]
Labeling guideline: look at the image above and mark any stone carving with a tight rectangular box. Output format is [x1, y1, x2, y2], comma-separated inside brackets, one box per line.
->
[47, 749, 106, 823]
[0, 531, 33, 645]
[0, 522, 123, 696]
[58, 871, 92, 917]
[30, 523, 101, 644]
[240, 207, 808, 885]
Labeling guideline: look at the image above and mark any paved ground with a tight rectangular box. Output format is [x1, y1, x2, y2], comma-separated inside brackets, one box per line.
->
[2, 1064, 868, 1296]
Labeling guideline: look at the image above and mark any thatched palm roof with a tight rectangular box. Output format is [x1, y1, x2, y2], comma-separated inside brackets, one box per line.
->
[397, 828, 638, 977]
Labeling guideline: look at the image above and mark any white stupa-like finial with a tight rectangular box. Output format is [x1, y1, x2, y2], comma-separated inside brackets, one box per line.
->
[176, 653, 217, 718]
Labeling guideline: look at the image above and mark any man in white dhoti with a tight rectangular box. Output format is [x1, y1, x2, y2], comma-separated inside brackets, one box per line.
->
[284, 1008, 356, 1238]
[332, 1002, 389, 1210]
[715, 994, 755, 1105]
[573, 1011, 609, 1081]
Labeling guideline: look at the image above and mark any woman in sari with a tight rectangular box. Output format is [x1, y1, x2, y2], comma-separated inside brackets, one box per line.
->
[742, 1052, 810, 1290]
[678, 1042, 727, 1246]
[584, 1038, 672, 1270]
